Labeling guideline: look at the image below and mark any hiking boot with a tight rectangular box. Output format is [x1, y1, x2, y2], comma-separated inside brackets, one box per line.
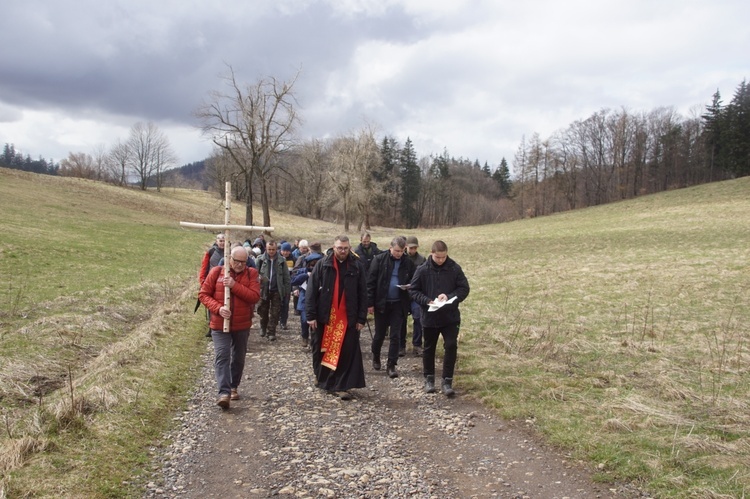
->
[372, 357, 381, 371]
[387, 364, 399, 379]
[413, 346, 423, 357]
[267, 334, 276, 342]
[424, 375, 436, 393]
[398, 347, 406, 357]
[230, 389, 240, 400]
[442, 378, 455, 397]
[260, 328, 267, 338]
[217, 394, 230, 409]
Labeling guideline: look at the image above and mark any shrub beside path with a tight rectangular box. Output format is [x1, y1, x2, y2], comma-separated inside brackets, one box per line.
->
[142, 324, 648, 498]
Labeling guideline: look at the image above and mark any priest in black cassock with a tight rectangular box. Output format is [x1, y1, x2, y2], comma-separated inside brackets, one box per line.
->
[305, 235, 367, 399]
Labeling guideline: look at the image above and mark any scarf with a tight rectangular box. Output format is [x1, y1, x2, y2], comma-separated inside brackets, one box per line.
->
[320, 257, 348, 370]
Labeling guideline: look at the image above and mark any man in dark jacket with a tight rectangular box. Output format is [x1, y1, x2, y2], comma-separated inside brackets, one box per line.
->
[367, 236, 416, 379]
[402, 235, 426, 356]
[256, 240, 291, 341]
[409, 240, 470, 397]
[353, 231, 380, 273]
[306, 235, 367, 399]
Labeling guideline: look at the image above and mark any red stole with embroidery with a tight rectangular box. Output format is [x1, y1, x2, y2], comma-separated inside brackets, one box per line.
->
[320, 258, 348, 370]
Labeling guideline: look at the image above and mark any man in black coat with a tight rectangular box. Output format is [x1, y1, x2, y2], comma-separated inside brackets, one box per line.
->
[367, 236, 416, 379]
[353, 231, 380, 273]
[305, 235, 367, 399]
[409, 240, 470, 397]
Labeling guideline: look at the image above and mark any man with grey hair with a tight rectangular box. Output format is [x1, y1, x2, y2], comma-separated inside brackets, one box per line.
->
[367, 236, 416, 379]
[199, 245, 261, 408]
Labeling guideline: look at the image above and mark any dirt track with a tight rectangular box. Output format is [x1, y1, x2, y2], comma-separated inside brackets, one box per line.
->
[144, 323, 647, 498]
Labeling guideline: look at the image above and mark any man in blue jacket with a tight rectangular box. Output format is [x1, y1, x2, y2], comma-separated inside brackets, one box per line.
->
[409, 240, 470, 397]
[367, 236, 416, 379]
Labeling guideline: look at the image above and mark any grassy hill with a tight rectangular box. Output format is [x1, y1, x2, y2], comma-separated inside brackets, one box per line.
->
[1, 167, 749, 497]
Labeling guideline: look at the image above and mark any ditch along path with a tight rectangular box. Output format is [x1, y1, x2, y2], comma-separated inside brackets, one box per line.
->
[142, 322, 648, 498]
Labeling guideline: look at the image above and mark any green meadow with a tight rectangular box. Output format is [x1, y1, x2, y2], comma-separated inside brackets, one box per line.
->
[1, 167, 749, 497]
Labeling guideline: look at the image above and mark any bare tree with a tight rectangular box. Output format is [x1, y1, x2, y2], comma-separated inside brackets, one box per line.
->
[197, 65, 300, 227]
[205, 147, 240, 194]
[350, 125, 382, 231]
[327, 126, 382, 231]
[59, 152, 96, 179]
[290, 139, 336, 219]
[108, 139, 130, 186]
[126, 122, 176, 191]
[91, 144, 109, 181]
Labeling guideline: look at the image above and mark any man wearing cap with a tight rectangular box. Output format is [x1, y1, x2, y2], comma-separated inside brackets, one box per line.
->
[255, 240, 291, 341]
[291, 250, 323, 349]
[401, 236, 427, 356]
[367, 236, 416, 379]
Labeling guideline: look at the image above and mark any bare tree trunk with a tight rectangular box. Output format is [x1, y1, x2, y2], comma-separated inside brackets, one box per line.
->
[245, 169, 254, 225]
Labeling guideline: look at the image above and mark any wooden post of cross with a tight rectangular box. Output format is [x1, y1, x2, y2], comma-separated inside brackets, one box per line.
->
[180, 181, 273, 332]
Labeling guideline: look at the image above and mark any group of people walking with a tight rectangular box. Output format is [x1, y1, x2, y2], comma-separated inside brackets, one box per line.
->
[198, 231, 470, 408]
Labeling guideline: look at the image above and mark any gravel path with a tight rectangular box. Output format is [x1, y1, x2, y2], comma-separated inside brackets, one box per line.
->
[143, 324, 648, 498]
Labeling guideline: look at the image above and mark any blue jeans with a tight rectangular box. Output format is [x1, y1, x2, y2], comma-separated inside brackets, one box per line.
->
[299, 308, 309, 339]
[400, 301, 423, 348]
[211, 328, 250, 396]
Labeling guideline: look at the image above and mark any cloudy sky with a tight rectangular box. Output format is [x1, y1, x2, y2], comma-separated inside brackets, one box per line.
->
[1, 0, 747, 171]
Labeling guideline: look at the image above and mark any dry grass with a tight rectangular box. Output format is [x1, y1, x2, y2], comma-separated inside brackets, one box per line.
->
[0, 436, 49, 473]
[2, 168, 750, 497]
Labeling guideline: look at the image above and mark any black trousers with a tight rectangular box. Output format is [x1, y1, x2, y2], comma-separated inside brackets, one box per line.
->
[422, 323, 459, 379]
[372, 301, 405, 366]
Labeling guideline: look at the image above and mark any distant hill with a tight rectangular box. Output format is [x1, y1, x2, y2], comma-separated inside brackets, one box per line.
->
[154, 160, 208, 190]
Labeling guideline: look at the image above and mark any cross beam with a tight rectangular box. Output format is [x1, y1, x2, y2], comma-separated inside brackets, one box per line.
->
[180, 181, 274, 332]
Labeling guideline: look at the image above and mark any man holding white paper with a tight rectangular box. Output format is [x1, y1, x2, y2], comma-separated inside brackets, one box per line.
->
[409, 240, 470, 396]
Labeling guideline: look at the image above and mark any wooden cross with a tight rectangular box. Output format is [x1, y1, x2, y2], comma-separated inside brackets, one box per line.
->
[180, 181, 273, 332]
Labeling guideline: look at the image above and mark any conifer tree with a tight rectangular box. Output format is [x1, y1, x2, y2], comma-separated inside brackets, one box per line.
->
[725, 79, 750, 176]
[492, 157, 512, 197]
[399, 138, 421, 228]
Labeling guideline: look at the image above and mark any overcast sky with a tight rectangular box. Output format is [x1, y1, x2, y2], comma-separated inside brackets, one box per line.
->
[1, 0, 747, 171]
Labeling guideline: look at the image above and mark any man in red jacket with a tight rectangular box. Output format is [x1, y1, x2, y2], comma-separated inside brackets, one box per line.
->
[199, 246, 261, 409]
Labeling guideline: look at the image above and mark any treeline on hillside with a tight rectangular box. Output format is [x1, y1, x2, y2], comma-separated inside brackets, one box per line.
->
[5, 78, 748, 229]
[0, 144, 59, 175]
[512, 80, 749, 218]
[1, 122, 178, 192]
[195, 79, 748, 228]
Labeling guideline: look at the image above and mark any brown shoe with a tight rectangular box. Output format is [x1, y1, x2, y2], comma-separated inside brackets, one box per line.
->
[230, 389, 240, 400]
[217, 394, 230, 409]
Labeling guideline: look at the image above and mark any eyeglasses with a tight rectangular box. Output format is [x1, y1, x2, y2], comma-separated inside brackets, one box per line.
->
[230, 258, 246, 266]
[333, 246, 350, 252]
